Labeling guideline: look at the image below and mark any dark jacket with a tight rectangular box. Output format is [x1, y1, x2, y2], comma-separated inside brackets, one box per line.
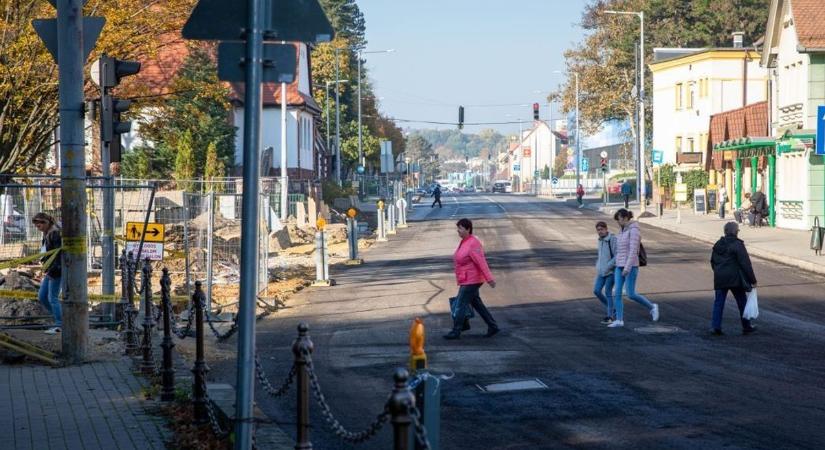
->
[432, 186, 442, 198]
[621, 182, 632, 196]
[710, 235, 756, 290]
[41, 226, 62, 279]
[750, 191, 767, 214]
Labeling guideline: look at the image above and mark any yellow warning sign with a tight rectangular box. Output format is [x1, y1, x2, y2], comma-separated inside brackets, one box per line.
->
[125, 222, 165, 243]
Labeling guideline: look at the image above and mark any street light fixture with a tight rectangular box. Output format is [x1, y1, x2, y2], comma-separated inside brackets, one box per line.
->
[358, 49, 395, 168]
[605, 9, 646, 212]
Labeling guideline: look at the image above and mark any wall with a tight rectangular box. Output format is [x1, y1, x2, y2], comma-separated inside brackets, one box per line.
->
[233, 107, 309, 171]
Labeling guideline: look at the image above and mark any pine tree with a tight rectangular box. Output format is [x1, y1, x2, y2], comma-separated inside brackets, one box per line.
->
[203, 141, 226, 192]
[174, 131, 196, 191]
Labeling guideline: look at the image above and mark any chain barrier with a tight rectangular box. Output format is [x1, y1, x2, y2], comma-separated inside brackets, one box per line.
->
[254, 354, 296, 397]
[409, 402, 432, 450]
[305, 354, 390, 444]
[165, 301, 195, 339]
[204, 310, 239, 341]
[199, 376, 231, 439]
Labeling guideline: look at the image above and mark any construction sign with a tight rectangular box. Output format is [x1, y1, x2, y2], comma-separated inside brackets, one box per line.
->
[125, 222, 165, 261]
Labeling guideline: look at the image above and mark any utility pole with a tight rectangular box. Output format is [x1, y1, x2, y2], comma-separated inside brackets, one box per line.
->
[335, 47, 341, 184]
[58, 0, 89, 364]
[575, 72, 580, 193]
[280, 78, 288, 221]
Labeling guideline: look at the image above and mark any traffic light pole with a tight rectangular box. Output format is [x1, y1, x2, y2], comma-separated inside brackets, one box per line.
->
[101, 135, 115, 321]
[57, 0, 89, 364]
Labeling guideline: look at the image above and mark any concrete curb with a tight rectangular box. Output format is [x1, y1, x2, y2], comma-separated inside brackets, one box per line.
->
[583, 203, 825, 276]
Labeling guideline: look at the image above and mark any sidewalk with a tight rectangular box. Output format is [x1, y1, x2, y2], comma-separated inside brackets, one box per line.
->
[584, 200, 825, 276]
[0, 355, 170, 450]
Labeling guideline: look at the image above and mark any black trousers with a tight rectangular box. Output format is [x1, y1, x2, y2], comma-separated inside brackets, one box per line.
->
[431, 197, 442, 208]
[451, 283, 498, 333]
[623, 194, 629, 208]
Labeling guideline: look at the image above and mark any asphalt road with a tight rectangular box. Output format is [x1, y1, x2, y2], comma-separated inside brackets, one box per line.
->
[211, 193, 825, 450]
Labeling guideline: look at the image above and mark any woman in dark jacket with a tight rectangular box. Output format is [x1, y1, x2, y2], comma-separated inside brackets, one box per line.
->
[710, 222, 756, 335]
[33, 212, 62, 335]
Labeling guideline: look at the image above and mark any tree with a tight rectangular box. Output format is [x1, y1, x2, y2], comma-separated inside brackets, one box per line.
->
[0, 0, 195, 173]
[174, 131, 196, 191]
[553, 152, 567, 178]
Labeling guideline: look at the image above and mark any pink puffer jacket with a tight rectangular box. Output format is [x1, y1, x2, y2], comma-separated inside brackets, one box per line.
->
[454, 235, 494, 285]
[615, 221, 642, 268]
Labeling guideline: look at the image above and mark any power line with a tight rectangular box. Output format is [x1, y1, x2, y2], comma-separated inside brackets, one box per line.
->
[364, 115, 530, 126]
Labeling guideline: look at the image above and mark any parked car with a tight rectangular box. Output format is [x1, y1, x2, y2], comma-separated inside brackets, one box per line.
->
[492, 181, 512, 193]
[2, 210, 26, 241]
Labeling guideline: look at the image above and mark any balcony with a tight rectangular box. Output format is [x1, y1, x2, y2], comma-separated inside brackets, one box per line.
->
[676, 152, 703, 165]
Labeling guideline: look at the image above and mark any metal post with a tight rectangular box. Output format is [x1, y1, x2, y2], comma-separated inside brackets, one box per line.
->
[206, 191, 215, 312]
[335, 48, 342, 184]
[118, 250, 128, 325]
[751, 156, 758, 194]
[58, 0, 89, 364]
[183, 194, 192, 301]
[140, 259, 155, 375]
[377, 205, 387, 242]
[293, 323, 314, 450]
[347, 217, 360, 263]
[388, 203, 397, 235]
[575, 72, 581, 193]
[102, 154, 115, 321]
[234, 1, 264, 443]
[389, 368, 414, 450]
[192, 281, 208, 424]
[639, 11, 647, 213]
[281, 80, 289, 221]
[124, 251, 138, 354]
[160, 268, 175, 402]
[358, 50, 363, 167]
[769, 153, 777, 227]
[312, 230, 330, 286]
[735, 158, 743, 209]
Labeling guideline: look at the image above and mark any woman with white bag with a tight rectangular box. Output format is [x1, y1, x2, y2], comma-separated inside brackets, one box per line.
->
[710, 222, 757, 335]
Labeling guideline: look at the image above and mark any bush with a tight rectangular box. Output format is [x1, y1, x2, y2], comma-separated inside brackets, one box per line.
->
[322, 180, 356, 204]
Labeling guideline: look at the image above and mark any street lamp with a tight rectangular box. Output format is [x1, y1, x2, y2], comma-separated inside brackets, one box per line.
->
[554, 70, 580, 193]
[325, 79, 349, 158]
[358, 49, 395, 168]
[605, 9, 646, 212]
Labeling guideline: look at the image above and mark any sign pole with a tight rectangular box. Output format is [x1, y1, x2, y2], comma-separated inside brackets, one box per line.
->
[235, 0, 264, 446]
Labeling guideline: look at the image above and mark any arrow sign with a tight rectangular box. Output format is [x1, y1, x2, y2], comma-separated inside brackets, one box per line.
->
[32, 17, 105, 63]
[125, 222, 165, 243]
[183, 0, 334, 43]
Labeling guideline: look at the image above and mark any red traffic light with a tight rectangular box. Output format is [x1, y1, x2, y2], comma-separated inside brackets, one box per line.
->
[532, 103, 539, 120]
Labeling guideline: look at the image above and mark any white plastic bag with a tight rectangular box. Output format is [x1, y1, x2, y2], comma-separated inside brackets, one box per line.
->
[743, 288, 759, 320]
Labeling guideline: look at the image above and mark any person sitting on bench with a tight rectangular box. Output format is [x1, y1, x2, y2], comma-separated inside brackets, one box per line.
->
[750, 190, 768, 227]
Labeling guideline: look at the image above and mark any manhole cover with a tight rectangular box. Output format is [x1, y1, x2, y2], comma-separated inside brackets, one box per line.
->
[476, 378, 548, 393]
[634, 325, 682, 334]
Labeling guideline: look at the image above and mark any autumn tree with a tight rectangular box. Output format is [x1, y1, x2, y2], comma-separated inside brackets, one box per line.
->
[174, 130, 196, 191]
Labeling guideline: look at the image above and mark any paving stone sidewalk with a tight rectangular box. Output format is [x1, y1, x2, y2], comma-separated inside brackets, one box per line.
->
[0, 357, 170, 450]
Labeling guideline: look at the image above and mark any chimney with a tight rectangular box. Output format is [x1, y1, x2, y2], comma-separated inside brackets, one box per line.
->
[732, 32, 744, 48]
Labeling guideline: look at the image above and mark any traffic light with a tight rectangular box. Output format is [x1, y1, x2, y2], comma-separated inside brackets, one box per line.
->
[98, 54, 141, 163]
[533, 102, 540, 121]
[600, 158, 608, 172]
[458, 105, 464, 130]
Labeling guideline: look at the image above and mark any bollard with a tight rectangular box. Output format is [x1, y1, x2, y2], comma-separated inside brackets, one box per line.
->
[293, 323, 314, 450]
[376, 204, 387, 242]
[410, 373, 440, 450]
[118, 250, 128, 323]
[345, 217, 363, 265]
[408, 318, 427, 372]
[191, 282, 208, 425]
[388, 203, 397, 235]
[139, 258, 155, 375]
[311, 224, 333, 287]
[160, 268, 175, 402]
[389, 368, 415, 450]
[124, 251, 139, 355]
[397, 198, 408, 228]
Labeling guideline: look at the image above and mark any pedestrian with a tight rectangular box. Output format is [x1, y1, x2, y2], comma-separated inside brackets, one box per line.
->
[576, 184, 585, 208]
[33, 212, 62, 335]
[621, 180, 632, 208]
[443, 218, 500, 340]
[734, 192, 752, 224]
[710, 222, 757, 335]
[593, 221, 617, 324]
[431, 184, 443, 209]
[609, 208, 659, 328]
[718, 184, 728, 219]
[750, 189, 768, 227]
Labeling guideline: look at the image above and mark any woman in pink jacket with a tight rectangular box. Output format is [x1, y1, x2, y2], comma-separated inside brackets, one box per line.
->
[444, 218, 500, 340]
[609, 209, 659, 328]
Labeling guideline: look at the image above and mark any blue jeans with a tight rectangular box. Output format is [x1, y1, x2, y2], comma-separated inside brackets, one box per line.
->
[712, 288, 752, 331]
[38, 275, 62, 327]
[593, 274, 614, 317]
[613, 267, 653, 321]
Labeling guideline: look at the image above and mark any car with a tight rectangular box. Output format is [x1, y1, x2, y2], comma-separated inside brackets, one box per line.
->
[2, 210, 27, 241]
[492, 181, 512, 193]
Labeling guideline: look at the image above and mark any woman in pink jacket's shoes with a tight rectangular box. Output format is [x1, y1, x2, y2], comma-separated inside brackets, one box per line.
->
[444, 218, 500, 340]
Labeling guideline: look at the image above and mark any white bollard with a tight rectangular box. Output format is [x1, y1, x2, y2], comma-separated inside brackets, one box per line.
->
[311, 229, 334, 286]
[387, 202, 397, 235]
[396, 198, 408, 228]
[376, 205, 387, 242]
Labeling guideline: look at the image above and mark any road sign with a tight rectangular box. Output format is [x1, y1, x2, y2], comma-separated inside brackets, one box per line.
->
[513, 164, 521, 172]
[32, 17, 104, 63]
[817, 106, 825, 155]
[125, 222, 165, 243]
[217, 42, 297, 82]
[600, 150, 608, 158]
[551, 177, 559, 185]
[652, 149, 664, 165]
[534, 170, 540, 177]
[581, 159, 589, 172]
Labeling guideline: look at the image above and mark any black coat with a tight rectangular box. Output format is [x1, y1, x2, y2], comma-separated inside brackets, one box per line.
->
[41, 227, 62, 279]
[710, 235, 756, 290]
[750, 191, 767, 214]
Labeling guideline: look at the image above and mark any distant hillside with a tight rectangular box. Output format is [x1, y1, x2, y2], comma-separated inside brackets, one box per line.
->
[411, 128, 508, 160]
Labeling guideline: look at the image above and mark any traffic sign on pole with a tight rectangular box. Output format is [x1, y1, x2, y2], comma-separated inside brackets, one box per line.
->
[816, 106, 825, 155]
[652, 149, 664, 165]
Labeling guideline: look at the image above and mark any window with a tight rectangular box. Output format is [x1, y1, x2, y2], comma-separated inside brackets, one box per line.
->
[675, 136, 682, 153]
[687, 137, 694, 153]
[675, 83, 683, 110]
[687, 82, 695, 109]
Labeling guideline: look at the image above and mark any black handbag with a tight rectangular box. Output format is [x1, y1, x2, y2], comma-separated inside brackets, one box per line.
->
[638, 242, 647, 267]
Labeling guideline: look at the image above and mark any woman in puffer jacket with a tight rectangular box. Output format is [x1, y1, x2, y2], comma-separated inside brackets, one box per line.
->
[443, 218, 500, 340]
[609, 209, 659, 328]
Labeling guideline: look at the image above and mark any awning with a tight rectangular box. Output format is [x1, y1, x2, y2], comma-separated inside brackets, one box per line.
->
[776, 131, 815, 155]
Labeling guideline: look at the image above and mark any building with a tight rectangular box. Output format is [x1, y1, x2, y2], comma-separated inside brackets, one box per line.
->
[508, 120, 563, 193]
[650, 40, 769, 169]
[759, 0, 825, 230]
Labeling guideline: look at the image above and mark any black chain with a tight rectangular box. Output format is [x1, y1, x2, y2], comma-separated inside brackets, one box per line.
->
[204, 310, 239, 341]
[168, 302, 195, 339]
[254, 355, 296, 397]
[305, 355, 390, 443]
[409, 402, 432, 450]
[199, 376, 230, 439]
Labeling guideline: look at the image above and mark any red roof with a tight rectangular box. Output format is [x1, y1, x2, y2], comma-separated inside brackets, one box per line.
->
[229, 81, 321, 111]
[793, 0, 825, 49]
[707, 101, 769, 170]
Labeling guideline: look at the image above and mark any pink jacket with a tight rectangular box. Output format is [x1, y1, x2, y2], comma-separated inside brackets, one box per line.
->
[454, 235, 494, 285]
[615, 221, 641, 268]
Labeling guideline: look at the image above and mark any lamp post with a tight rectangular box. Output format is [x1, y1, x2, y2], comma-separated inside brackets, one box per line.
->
[325, 79, 349, 179]
[605, 9, 646, 212]
[358, 49, 395, 168]
[554, 71, 580, 193]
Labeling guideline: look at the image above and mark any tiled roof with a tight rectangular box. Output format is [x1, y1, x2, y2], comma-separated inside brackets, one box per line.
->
[793, 0, 825, 49]
[707, 101, 769, 170]
[229, 81, 321, 111]
[135, 33, 190, 96]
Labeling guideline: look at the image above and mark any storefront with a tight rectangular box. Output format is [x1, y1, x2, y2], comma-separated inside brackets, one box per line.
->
[774, 131, 820, 230]
[711, 137, 775, 226]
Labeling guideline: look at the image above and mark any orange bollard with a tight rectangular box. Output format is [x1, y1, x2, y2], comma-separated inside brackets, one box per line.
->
[408, 317, 427, 372]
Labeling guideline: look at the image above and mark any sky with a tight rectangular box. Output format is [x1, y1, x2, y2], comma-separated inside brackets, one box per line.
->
[358, 0, 591, 137]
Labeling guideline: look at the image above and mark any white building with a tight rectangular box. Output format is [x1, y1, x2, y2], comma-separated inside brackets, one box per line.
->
[650, 43, 768, 167]
[509, 120, 563, 193]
